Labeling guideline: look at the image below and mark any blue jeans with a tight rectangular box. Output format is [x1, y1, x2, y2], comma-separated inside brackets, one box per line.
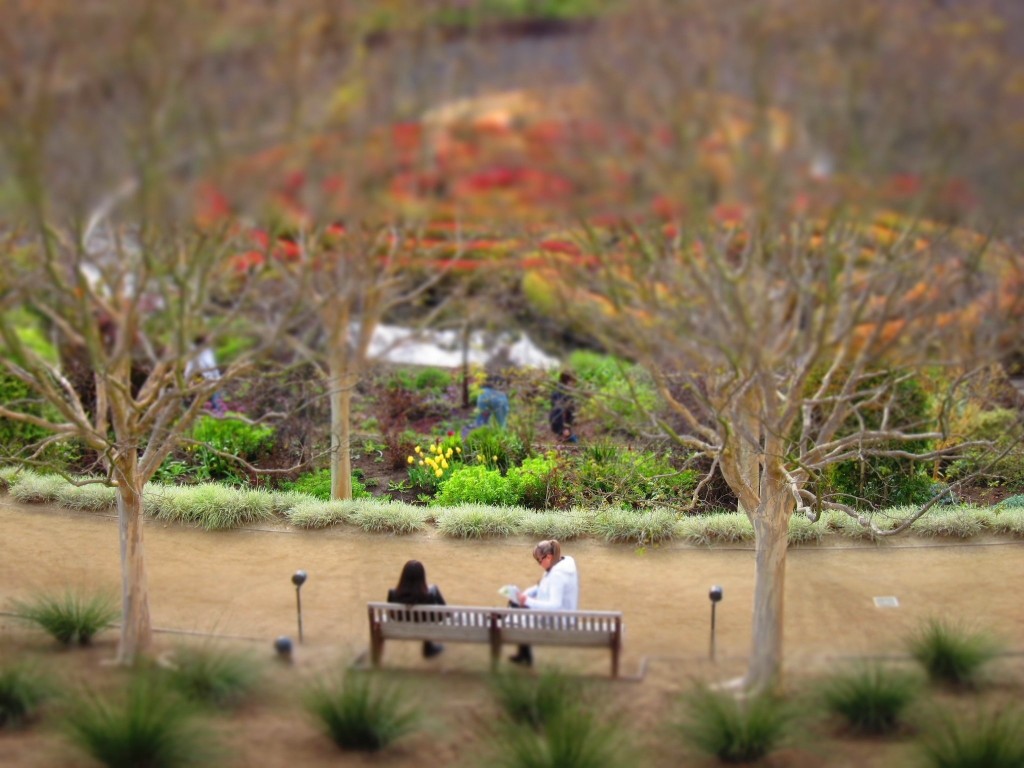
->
[473, 388, 509, 428]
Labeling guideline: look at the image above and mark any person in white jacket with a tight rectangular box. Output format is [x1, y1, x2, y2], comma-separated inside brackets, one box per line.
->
[510, 539, 578, 666]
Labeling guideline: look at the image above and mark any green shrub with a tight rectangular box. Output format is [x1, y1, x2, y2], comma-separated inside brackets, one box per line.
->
[907, 618, 1001, 688]
[434, 504, 526, 538]
[305, 671, 421, 752]
[674, 685, 794, 763]
[819, 663, 920, 734]
[11, 591, 118, 646]
[413, 367, 452, 392]
[943, 407, 1024, 490]
[64, 676, 216, 768]
[507, 456, 558, 509]
[159, 645, 263, 708]
[919, 707, 1024, 768]
[0, 372, 76, 465]
[433, 465, 518, 507]
[280, 468, 370, 500]
[0, 662, 53, 729]
[186, 415, 276, 485]
[559, 442, 697, 510]
[568, 350, 660, 436]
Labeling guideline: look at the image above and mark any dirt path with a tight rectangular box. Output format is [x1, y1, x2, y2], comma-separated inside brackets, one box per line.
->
[2, 499, 1023, 767]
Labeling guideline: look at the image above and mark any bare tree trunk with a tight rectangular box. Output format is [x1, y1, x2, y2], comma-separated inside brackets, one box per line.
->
[328, 348, 355, 500]
[115, 465, 152, 663]
[745, 483, 792, 692]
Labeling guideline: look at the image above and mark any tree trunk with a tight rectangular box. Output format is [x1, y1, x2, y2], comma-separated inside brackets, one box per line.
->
[115, 467, 152, 663]
[328, 352, 354, 500]
[745, 484, 793, 692]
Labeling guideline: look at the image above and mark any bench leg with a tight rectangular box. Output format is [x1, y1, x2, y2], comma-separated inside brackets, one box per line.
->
[370, 626, 384, 668]
[611, 645, 620, 678]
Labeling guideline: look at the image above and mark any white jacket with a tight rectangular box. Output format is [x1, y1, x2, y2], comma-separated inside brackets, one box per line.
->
[524, 555, 579, 611]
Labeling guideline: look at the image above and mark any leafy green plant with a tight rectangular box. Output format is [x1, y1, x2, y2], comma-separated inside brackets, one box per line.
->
[0, 662, 53, 729]
[558, 442, 697, 510]
[11, 591, 118, 646]
[159, 644, 263, 708]
[907, 618, 1001, 688]
[674, 685, 794, 763]
[407, 438, 463, 492]
[507, 456, 557, 509]
[819, 663, 920, 734]
[64, 676, 217, 768]
[433, 464, 519, 507]
[918, 707, 1024, 768]
[144, 484, 278, 530]
[186, 415, 276, 484]
[413, 367, 452, 392]
[464, 426, 526, 473]
[280, 468, 370, 500]
[304, 671, 421, 752]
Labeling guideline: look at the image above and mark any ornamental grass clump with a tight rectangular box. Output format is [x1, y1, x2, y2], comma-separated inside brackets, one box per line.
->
[787, 513, 827, 545]
[11, 591, 118, 646]
[675, 512, 754, 545]
[8, 470, 67, 504]
[907, 618, 1001, 688]
[908, 505, 987, 538]
[819, 663, 920, 735]
[144, 483, 277, 530]
[348, 500, 428, 534]
[674, 685, 794, 764]
[918, 707, 1024, 768]
[489, 669, 583, 731]
[283, 499, 353, 528]
[305, 671, 421, 752]
[64, 676, 216, 768]
[159, 644, 263, 708]
[55, 479, 118, 512]
[518, 508, 595, 540]
[485, 703, 630, 768]
[434, 504, 526, 538]
[0, 465, 23, 492]
[0, 662, 54, 729]
[987, 503, 1024, 537]
[591, 507, 677, 544]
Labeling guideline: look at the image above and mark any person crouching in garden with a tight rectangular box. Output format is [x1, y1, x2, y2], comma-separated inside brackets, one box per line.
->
[509, 539, 579, 667]
[549, 370, 578, 443]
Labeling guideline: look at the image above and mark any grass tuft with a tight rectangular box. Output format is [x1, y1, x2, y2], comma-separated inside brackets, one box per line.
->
[592, 507, 677, 544]
[0, 465, 24, 492]
[304, 671, 421, 752]
[64, 675, 216, 768]
[0, 662, 54, 729]
[489, 669, 583, 730]
[11, 591, 118, 646]
[675, 512, 754, 545]
[143, 484, 278, 530]
[907, 618, 1001, 688]
[349, 500, 428, 534]
[282, 498, 353, 528]
[8, 471, 68, 504]
[918, 707, 1024, 768]
[159, 644, 263, 708]
[434, 504, 525, 538]
[787, 513, 828, 544]
[518, 508, 595, 540]
[56, 479, 118, 512]
[819, 663, 920, 734]
[908, 506, 987, 538]
[986, 505, 1024, 537]
[674, 684, 794, 763]
[485, 703, 629, 768]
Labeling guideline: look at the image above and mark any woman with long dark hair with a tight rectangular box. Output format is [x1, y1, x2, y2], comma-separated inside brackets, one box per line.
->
[387, 559, 446, 658]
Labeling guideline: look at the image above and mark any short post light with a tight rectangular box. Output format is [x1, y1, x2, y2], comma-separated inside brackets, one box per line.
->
[274, 635, 293, 663]
[292, 570, 308, 643]
[708, 585, 723, 662]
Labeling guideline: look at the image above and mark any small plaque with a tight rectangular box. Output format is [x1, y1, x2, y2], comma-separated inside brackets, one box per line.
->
[873, 596, 900, 608]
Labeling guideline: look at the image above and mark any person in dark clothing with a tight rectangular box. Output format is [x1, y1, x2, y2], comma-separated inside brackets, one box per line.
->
[387, 559, 446, 658]
[549, 370, 578, 443]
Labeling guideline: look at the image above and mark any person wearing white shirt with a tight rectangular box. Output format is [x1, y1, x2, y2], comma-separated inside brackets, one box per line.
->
[510, 539, 579, 666]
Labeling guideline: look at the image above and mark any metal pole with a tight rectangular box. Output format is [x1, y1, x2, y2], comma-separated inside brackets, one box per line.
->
[709, 585, 723, 662]
[292, 570, 308, 643]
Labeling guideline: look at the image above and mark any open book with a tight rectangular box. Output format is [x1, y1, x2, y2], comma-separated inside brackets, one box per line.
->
[498, 584, 520, 602]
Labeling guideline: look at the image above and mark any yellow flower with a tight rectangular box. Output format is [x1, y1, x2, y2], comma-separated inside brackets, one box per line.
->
[441, 460, 449, 469]
[415, 445, 422, 454]
[446, 448, 453, 458]
[434, 468, 443, 478]
[456, 447, 462, 454]
[407, 456, 414, 464]
[492, 455, 498, 461]
[418, 460, 424, 466]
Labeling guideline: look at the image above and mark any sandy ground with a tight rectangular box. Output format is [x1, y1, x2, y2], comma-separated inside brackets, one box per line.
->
[1, 498, 1023, 767]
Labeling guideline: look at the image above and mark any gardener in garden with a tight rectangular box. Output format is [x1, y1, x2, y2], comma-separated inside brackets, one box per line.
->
[184, 333, 227, 416]
[509, 539, 579, 667]
[549, 370, 578, 443]
[466, 374, 510, 433]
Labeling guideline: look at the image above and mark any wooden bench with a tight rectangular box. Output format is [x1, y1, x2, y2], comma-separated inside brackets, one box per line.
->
[367, 602, 624, 677]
